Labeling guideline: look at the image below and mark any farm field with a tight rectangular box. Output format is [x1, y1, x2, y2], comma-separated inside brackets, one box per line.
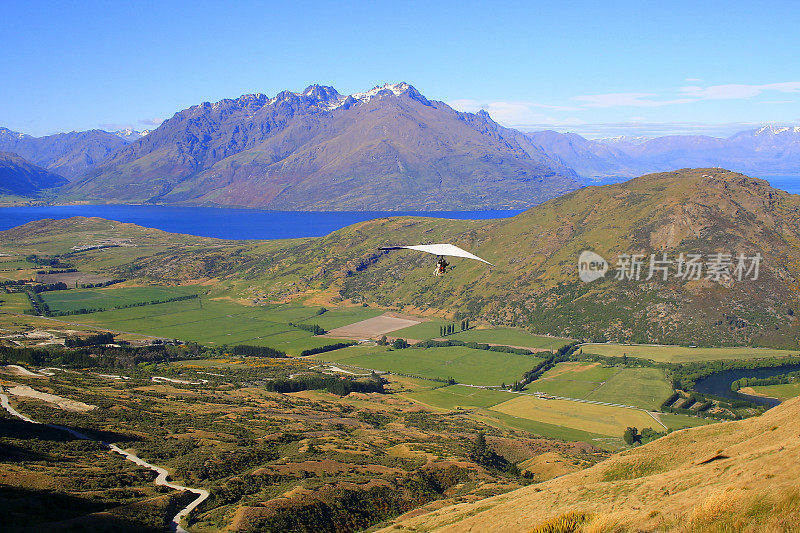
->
[405, 384, 512, 410]
[656, 412, 715, 431]
[744, 382, 800, 401]
[56, 298, 357, 355]
[391, 321, 572, 350]
[489, 395, 662, 436]
[315, 344, 543, 386]
[527, 363, 672, 410]
[473, 408, 605, 444]
[405, 383, 708, 442]
[529, 362, 618, 398]
[295, 306, 382, 330]
[0, 292, 32, 314]
[580, 343, 798, 363]
[584, 367, 673, 410]
[40, 286, 198, 313]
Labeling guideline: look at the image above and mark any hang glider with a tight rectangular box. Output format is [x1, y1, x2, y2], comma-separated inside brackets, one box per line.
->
[378, 244, 493, 265]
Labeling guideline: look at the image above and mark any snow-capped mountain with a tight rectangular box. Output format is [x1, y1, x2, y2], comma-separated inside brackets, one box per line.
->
[65, 83, 579, 210]
[596, 135, 652, 147]
[111, 128, 151, 142]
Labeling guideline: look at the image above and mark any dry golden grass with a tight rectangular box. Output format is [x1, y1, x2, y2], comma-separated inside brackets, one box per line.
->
[380, 397, 800, 532]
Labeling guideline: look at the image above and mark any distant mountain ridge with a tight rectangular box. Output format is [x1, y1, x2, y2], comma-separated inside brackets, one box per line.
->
[0, 127, 128, 180]
[0, 151, 68, 196]
[64, 82, 581, 210]
[525, 124, 800, 180]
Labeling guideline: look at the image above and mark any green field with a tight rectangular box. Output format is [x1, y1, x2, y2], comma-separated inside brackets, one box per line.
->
[316, 345, 542, 386]
[392, 321, 572, 350]
[584, 367, 673, 410]
[530, 362, 618, 398]
[489, 395, 661, 436]
[53, 298, 363, 355]
[406, 384, 512, 409]
[296, 306, 382, 330]
[657, 413, 715, 431]
[0, 292, 32, 314]
[474, 409, 606, 443]
[40, 286, 199, 313]
[580, 343, 798, 363]
[745, 382, 800, 401]
[527, 363, 672, 410]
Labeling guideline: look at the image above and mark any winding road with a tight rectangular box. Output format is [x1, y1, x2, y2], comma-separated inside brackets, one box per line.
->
[0, 388, 208, 532]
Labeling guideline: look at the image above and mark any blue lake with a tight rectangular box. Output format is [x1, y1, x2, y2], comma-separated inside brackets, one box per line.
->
[0, 205, 524, 240]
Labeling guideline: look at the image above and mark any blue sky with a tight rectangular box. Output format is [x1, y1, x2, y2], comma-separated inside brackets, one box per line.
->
[2, 0, 798, 138]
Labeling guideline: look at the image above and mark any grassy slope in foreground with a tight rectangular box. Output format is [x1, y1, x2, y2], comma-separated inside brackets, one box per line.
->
[581, 343, 798, 362]
[381, 396, 800, 533]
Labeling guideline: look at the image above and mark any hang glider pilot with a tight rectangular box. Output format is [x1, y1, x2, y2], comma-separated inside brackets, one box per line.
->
[435, 256, 449, 276]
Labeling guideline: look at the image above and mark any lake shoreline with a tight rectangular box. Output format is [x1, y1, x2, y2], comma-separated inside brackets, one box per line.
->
[0, 205, 524, 240]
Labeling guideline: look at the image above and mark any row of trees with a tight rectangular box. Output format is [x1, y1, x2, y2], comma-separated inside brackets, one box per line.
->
[731, 370, 800, 391]
[289, 322, 326, 335]
[439, 319, 470, 337]
[265, 373, 386, 395]
[299, 342, 356, 357]
[232, 344, 287, 358]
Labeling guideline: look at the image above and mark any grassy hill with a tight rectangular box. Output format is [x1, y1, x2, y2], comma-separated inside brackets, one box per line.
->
[379, 395, 800, 532]
[1, 168, 798, 347]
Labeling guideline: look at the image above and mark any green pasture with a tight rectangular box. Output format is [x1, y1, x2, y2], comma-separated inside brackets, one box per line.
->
[0, 292, 32, 313]
[580, 343, 798, 363]
[40, 286, 198, 313]
[657, 413, 716, 431]
[584, 367, 673, 410]
[474, 409, 606, 444]
[296, 306, 382, 330]
[56, 298, 360, 355]
[528, 362, 672, 410]
[392, 321, 572, 350]
[405, 384, 511, 410]
[745, 382, 800, 401]
[316, 344, 542, 386]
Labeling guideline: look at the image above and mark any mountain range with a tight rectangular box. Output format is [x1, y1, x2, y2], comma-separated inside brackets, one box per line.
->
[0, 151, 68, 197]
[63, 83, 580, 210]
[0, 83, 798, 209]
[527, 125, 800, 180]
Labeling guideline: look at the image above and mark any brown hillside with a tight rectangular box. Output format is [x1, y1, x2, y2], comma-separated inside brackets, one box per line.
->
[380, 397, 800, 532]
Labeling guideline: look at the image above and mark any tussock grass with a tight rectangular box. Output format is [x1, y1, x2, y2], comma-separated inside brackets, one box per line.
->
[529, 511, 593, 533]
[682, 487, 800, 533]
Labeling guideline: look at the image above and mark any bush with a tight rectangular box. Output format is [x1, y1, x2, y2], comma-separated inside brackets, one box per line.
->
[392, 338, 409, 349]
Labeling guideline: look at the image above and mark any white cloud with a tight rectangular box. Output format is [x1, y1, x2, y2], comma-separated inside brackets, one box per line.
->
[447, 99, 579, 126]
[515, 121, 774, 139]
[572, 93, 696, 108]
[679, 81, 800, 100]
[138, 117, 164, 126]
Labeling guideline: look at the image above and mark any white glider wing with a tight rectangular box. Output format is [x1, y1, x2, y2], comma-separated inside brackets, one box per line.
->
[379, 243, 493, 265]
